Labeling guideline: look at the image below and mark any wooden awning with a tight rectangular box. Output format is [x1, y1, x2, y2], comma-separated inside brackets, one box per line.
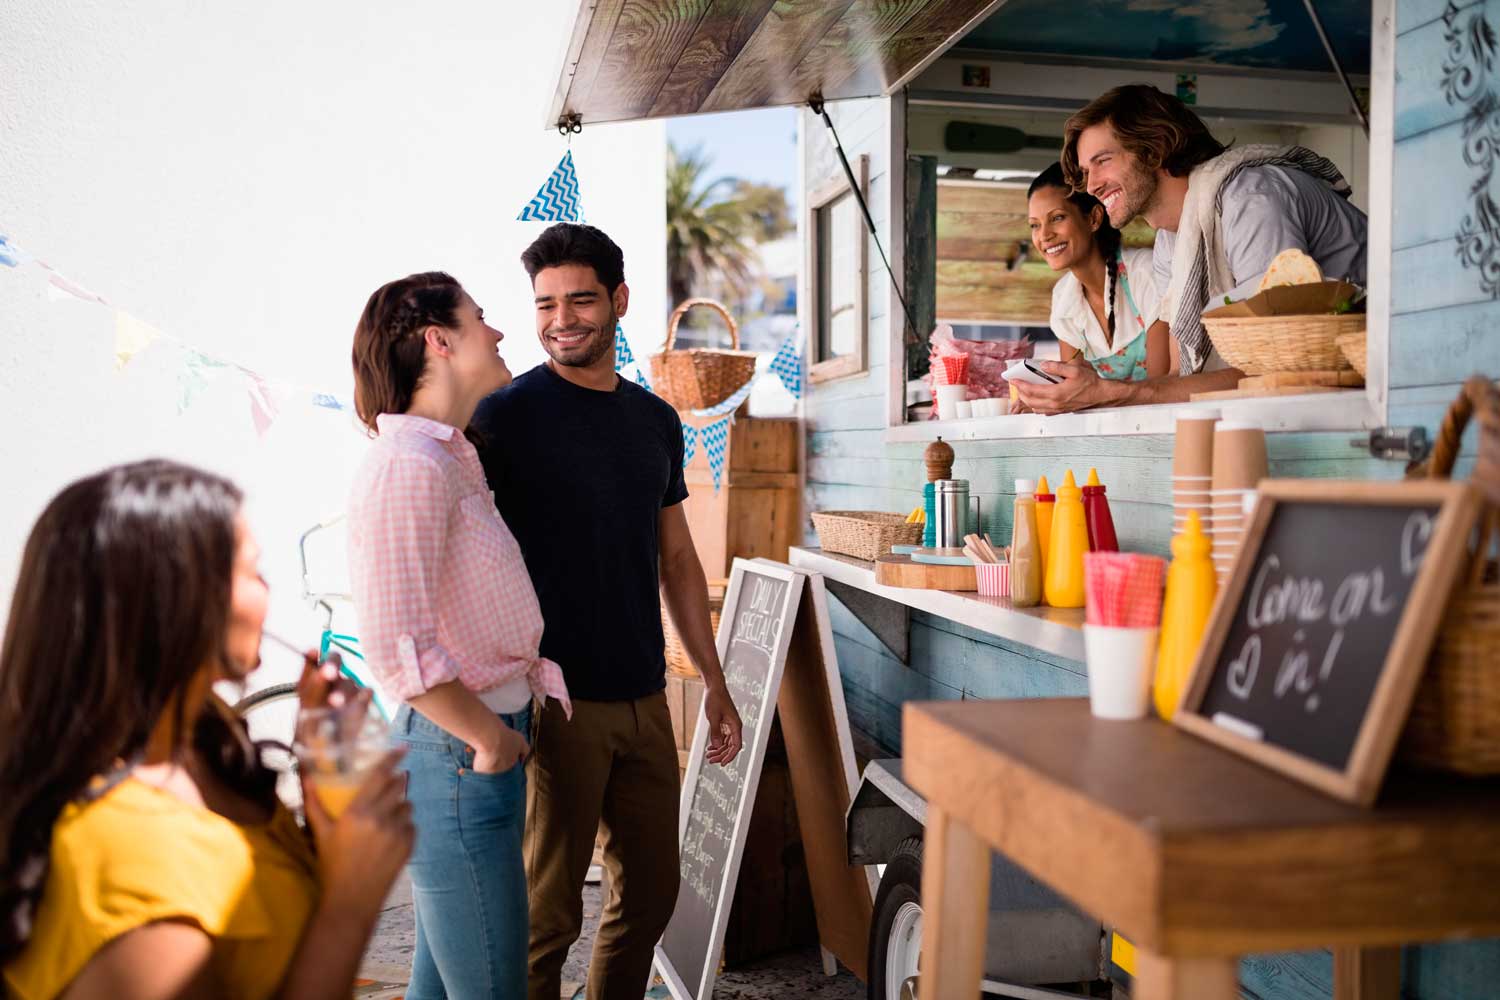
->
[548, 1, 1006, 130]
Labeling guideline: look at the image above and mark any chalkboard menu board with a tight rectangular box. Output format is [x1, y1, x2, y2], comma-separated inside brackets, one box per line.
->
[656, 562, 804, 1000]
[1177, 480, 1479, 805]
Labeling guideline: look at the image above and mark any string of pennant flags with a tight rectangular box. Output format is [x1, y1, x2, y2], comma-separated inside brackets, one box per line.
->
[0, 230, 354, 438]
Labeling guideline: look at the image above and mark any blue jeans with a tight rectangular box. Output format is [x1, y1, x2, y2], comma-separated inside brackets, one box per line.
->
[393, 702, 532, 1000]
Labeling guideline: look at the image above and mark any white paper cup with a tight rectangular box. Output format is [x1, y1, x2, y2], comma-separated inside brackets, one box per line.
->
[1084, 625, 1159, 720]
[955, 400, 974, 419]
[935, 384, 967, 419]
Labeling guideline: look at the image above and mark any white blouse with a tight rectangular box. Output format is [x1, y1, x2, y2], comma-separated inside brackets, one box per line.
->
[1048, 247, 1162, 361]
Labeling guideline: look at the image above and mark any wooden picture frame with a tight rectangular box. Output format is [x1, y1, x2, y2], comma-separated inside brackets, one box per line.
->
[806, 154, 868, 384]
[1174, 479, 1480, 806]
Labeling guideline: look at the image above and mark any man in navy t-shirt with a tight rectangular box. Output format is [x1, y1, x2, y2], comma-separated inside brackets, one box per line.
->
[472, 223, 743, 1000]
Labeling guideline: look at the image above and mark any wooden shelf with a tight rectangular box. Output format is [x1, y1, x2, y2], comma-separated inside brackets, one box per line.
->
[788, 546, 1085, 662]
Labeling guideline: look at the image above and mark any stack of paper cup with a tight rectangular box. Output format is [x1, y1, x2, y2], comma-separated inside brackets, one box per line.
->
[1209, 422, 1268, 584]
[1171, 410, 1219, 543]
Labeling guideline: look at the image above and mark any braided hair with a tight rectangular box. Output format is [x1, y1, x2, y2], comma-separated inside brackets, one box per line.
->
[351, 272, 464, 434]
[1028, 162, 1125, 344]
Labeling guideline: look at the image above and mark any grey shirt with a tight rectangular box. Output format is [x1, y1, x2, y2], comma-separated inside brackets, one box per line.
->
[1153, 164, 1369, 307]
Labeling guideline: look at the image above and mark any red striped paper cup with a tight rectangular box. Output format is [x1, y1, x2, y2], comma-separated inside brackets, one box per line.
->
[976, 561, 1010, 598]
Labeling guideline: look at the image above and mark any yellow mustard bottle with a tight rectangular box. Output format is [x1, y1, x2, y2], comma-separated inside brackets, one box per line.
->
[1034, 474, 1056, 582]
[1043, 470, 1087, 608]
[1154, 511, 1217, 721]
[1009, 479, 1043, 608]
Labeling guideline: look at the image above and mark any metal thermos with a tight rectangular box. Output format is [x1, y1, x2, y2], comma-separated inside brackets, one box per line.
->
[934, 479, 970, 548]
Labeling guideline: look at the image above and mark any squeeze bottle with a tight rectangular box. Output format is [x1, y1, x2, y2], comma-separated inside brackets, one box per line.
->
[1009, 479, 1043, 608]
[1154, 511, 1217, 721]
[1034, 475, 1056, 580]
[1081, 467, 1119, 552]
[1043, 470, 1088, 608]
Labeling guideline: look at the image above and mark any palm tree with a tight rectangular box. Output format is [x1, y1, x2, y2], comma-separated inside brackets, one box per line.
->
[665, 142, 790, 307]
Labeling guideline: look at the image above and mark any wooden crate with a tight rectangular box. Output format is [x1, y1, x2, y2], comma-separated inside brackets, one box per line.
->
[682, 416, 800, 580]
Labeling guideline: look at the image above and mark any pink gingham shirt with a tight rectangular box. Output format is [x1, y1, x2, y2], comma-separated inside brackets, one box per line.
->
[347, 413, 571, 716]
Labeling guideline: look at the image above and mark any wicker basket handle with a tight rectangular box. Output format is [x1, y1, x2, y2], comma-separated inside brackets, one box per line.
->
[1424, 376, 1500, 480]
[665, 298, 740, 352]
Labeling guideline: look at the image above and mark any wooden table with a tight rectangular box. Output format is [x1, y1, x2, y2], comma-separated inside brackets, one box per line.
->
[903, 698, 1500, 1000]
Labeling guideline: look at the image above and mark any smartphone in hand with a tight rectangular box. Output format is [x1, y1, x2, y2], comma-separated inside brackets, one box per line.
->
[1022, 360, 1061, 384]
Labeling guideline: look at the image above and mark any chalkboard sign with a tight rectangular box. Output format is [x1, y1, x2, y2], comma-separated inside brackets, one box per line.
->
[1176, 480, 1479, 805]
[656, 560, 804, 1000]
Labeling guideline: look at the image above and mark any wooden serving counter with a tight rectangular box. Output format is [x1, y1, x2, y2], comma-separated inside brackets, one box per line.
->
[903, 697, 1500, 1000]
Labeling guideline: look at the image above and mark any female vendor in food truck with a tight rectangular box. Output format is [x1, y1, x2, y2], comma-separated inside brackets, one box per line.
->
[1027, 162, 1170, 382]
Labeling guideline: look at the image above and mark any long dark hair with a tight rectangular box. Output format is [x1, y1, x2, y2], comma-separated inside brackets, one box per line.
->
[1028, 162, 1125, 343]
[351, 271, 465, 435]
[0, 460, 272, 961]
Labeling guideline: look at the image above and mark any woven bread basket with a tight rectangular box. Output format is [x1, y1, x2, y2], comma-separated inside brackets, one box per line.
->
[1336, 331, 1367, 378]
[662, 579, 727, 677]
[811, 511, 923, 563]
[1398, 376, 1500, 774]
[648, 298, 758, 411]
[1202, 314, 1365, 374]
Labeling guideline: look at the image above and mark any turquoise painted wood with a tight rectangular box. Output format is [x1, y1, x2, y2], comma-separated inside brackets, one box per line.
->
[799, 6, 1500, 991]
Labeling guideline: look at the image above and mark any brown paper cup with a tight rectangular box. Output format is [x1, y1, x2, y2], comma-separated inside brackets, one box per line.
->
[1173, 410, 1219, 478]
[1212, 423, 1268, 492]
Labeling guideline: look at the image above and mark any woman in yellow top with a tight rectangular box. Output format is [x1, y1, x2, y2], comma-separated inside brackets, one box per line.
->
[0, 460, 414, 1000]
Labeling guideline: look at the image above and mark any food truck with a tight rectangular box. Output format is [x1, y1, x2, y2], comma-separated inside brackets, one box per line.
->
[549, 2, 1500, 998]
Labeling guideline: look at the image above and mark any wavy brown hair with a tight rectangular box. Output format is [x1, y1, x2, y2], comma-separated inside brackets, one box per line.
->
[1061, 84, 1227, 191]
[0, 460, 272, 961]
[351, 271, 464, 434]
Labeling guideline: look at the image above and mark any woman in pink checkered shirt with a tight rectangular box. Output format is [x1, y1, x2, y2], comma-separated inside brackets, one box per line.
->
[348, 271, 571, 1000]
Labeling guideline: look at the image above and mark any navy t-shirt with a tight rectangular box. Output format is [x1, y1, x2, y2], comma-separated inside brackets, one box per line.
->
[472, 363, 688, 702]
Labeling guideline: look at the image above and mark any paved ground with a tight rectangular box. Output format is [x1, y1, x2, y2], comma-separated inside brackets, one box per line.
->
[357, 871, 865, 1000]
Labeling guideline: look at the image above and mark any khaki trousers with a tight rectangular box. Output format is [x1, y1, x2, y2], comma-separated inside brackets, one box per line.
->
[524, 692, 680, 1000]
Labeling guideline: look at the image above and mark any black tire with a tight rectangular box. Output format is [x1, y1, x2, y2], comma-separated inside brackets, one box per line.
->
[868, 835, 925, 1000]
[234, 682, 298, 714]
[234, 683, 303, 812]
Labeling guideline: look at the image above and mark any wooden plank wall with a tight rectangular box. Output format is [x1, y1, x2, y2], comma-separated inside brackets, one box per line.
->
[801, 2, 1499, 987]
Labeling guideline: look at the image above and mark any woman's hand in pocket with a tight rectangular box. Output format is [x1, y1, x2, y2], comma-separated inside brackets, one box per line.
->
[472, 719, 529, 774]
[305, 748, 415, 918]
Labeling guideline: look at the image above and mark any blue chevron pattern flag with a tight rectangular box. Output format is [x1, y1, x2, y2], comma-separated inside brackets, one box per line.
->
[634, 367, 652, 391]
[0, 234, 29, 269]
[614, 323, 635, 371]
[702, 416, 731, 493]
[682, 424, 697, 466]
[517, 150, 584, 222]
[769, 328, 803, 399]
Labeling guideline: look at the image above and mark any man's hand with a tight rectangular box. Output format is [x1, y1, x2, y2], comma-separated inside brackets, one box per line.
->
[703, 681, 743, 766]
[1013, 360, 1120, 415]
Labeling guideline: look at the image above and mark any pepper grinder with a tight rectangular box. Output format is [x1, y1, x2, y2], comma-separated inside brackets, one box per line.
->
[922, 438, 954, 548]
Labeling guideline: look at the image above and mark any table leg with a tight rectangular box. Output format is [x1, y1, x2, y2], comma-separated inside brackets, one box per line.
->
[916, 804, 990, 1000]
[1135, 950, 1238, 1000]
[1333, 946, 1401, 1000]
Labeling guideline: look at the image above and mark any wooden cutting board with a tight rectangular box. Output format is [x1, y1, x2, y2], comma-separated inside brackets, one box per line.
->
[1190, 385, 1357, 402]
[1237, 370, 1364, 389]
[875, 554, 978, 590]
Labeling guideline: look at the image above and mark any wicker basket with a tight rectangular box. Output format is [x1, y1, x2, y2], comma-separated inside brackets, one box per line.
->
[648, 298, 758, 411]
[1202, 314, 1366, 374]
[1336, 331, 1367, 377]
[811, 511, 923, 562]
[662, 578, 728, 677]
[1398, 376, 1500, 774]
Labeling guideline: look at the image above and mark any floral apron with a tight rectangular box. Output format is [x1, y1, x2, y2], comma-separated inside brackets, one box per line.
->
[1084, 255, 1150, 381]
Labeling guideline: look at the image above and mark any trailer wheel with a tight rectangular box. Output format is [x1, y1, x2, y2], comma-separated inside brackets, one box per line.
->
[868, 835, 925, 1000]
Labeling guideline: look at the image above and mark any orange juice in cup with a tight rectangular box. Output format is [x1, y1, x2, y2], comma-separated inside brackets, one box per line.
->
[295, 704, 389, 820]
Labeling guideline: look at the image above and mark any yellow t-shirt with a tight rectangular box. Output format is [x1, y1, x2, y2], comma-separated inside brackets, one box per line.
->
[4, 777, 319, 1000]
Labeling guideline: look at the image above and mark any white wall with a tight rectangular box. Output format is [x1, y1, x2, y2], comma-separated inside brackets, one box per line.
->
[0, 1, 666, 691]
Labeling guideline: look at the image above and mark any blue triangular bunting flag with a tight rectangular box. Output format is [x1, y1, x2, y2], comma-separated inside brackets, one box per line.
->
[769, 329, 803, 400]
[634, 367, 652, 391]
[517, 150, 584, 222]
[682, 424, 697, 466]
[615, 322, 636, 371]
[702, 417, 731, 493]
